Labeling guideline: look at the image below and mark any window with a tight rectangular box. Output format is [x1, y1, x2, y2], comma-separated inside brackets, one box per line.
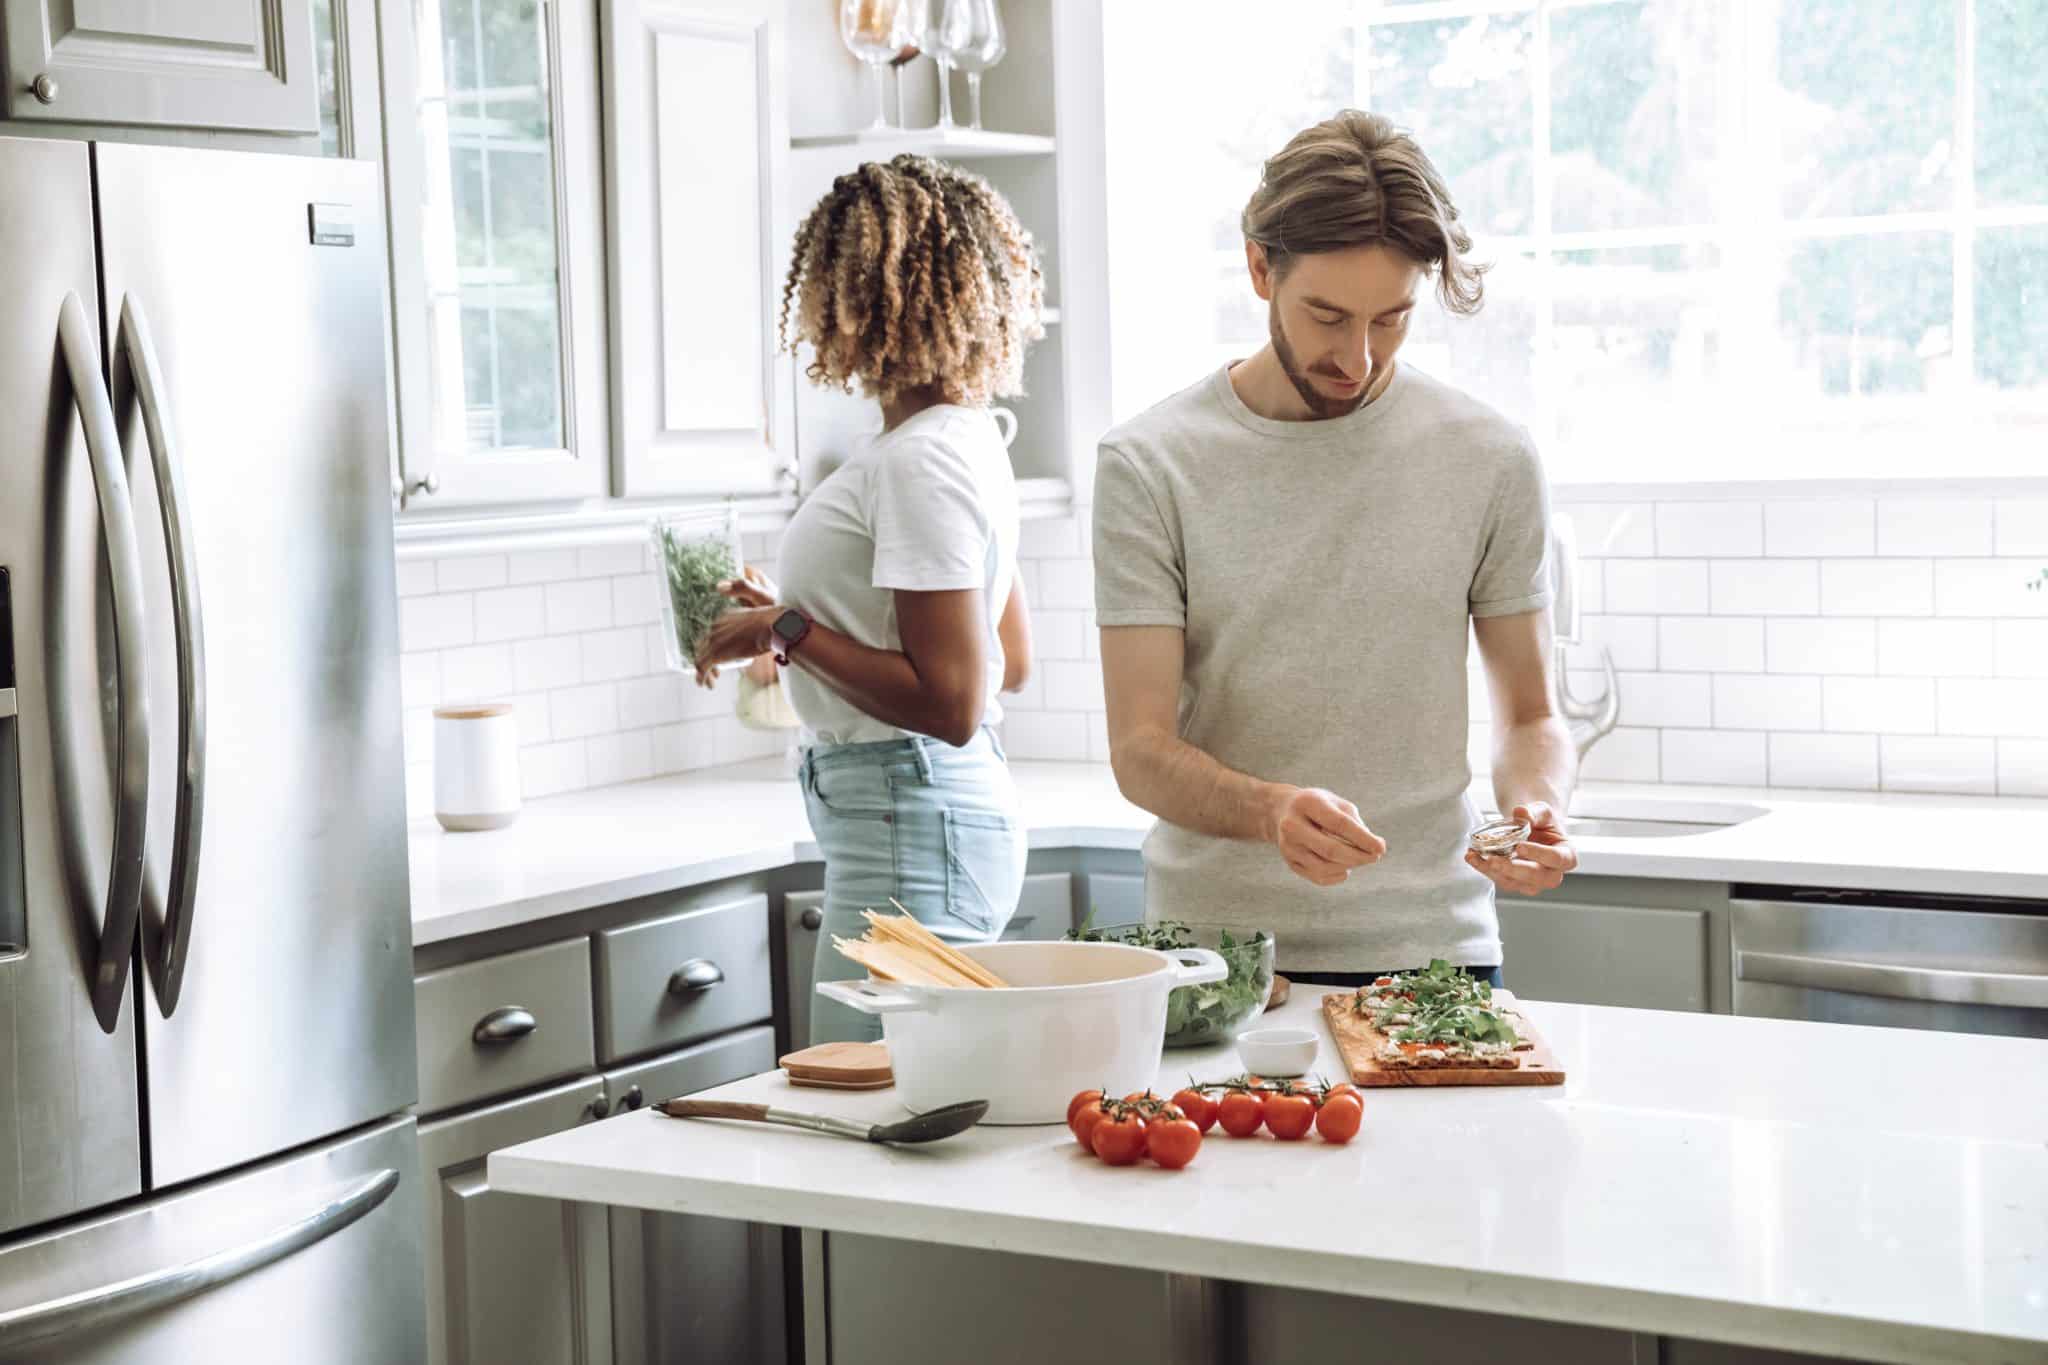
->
[1102, 0, 2048, 484]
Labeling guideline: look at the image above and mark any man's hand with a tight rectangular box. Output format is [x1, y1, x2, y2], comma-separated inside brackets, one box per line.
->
[1264, 786, 1387, 887]
[1465, 800, 1578, 896]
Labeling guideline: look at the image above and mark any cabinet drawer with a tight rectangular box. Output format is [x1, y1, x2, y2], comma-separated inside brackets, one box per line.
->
[1498, 899, 1708, 1012]
[604, 1025, 777, 1112]
[594, 895, 773, 1062]
[414, 939, 596, 1114]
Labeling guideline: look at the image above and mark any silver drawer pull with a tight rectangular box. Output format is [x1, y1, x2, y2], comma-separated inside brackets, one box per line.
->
[667, 959, 725, 996]
[471, 1005, 537, 1043]
[1736, 950, 2048, 1010]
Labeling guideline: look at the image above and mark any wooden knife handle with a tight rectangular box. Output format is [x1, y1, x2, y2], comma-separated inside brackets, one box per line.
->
[657, 1099, 770, 1122]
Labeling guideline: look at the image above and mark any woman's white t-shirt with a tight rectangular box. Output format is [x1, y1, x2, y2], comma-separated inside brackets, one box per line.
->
[776, 405, 1019, 746]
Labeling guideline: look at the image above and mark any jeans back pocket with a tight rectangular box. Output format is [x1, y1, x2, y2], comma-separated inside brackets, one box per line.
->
[942, 808, 1025, 938]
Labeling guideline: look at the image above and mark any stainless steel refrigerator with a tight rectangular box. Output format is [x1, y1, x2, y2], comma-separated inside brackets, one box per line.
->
[0, 137, 425, 1361]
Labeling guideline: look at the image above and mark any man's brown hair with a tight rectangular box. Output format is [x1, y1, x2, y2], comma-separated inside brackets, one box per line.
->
[1241, 110, 1486, 315]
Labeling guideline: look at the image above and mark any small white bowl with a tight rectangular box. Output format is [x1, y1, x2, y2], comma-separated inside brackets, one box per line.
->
[1235, 1026, 1319, 1077]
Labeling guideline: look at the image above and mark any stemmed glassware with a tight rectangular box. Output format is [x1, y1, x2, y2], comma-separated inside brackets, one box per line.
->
[839, 0, 913, 133]
[889, 0, 928, 130]
[934, 0, 1005, 131]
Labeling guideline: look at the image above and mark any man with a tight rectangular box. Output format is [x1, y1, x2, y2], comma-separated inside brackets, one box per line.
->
[1092, 110, 1577, 989]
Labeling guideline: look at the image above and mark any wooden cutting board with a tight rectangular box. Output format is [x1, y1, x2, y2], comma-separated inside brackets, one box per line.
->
[1320, 989, 1565, 1088]
[779, 1041, 893, 1091]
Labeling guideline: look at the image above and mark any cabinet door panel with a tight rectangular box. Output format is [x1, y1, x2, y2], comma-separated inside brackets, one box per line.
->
[4, 0, 317, 131]
[1498, 899, 1709, 1011]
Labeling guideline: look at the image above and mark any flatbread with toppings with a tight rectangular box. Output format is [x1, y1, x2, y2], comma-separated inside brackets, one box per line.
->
[1352, 960, 1532, 1070]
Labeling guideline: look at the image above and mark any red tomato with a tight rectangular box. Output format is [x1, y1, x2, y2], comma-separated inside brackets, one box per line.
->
[1153, 1102, 1186, 1123]
[1324, 1083, 1361, 1103]
[1216, 1090, 1264, 1138]
[1171, 1088, 1218, 1133]
[1091, 1113, 1148, 1166]
[1067, 1089, 1103, 1124]
[1315, 1093, 1363, 1144]
[1145, 1119, 1202, 1170]
[1264, 1092, 1316, 1140]
[1070, 1102, 1109, 1153]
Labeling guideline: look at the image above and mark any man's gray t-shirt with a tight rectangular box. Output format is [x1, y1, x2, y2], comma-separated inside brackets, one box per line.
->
[1092, 363, 1552, 971]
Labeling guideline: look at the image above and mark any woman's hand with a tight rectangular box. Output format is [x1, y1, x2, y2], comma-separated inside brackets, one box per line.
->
[693, 606, 780, 688]
[718, 565, 778, 609]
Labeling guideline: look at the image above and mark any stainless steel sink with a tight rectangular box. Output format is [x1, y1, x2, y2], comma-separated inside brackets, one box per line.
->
[1481, 798, 1767, 840]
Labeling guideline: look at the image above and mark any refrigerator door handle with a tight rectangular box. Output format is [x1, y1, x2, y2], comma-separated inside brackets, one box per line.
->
[56, 290, 151, 1035]
[117, 294, 207, 1017]
[0, 1167, 398, 1350]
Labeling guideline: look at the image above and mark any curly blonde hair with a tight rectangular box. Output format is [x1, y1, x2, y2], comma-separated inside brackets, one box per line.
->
[779, 155, 1045, 406]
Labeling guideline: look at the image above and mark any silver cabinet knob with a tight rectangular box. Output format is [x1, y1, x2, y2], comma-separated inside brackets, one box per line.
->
[30, 74, 57, 105]
[666, 959, 724, 996]
[471, 1005, 536, 1044]
[404, 472, 440, 499]
[799, 908, 822, 931]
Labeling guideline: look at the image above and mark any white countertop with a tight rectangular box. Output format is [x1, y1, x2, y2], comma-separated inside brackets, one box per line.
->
[410, 758, 2048, 946]
[487, 991, 2048, 1363]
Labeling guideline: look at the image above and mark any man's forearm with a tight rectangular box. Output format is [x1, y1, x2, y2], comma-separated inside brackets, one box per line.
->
[1491, 716, 1576, 818]
[1110, 725, 1288, 842]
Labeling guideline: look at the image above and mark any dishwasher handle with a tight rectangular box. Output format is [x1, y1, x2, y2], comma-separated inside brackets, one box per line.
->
[1735, 949, 2048, 1010]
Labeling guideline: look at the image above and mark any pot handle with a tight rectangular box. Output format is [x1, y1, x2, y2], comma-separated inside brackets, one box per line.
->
[816, 979, 932, 1015]
[1164, 947, 1228, 987]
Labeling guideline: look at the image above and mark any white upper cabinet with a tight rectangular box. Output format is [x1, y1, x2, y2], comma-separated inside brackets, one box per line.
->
[2, 0, 319, 132]
[601, 0, 795, 498]
[381, 0, 612, 509]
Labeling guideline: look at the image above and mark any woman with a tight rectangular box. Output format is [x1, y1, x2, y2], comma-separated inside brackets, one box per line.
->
[694, 155, 1044, 1044]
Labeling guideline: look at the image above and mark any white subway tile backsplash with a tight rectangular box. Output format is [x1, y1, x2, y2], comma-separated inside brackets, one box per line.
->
[1768, 733, 1877, 790]
[1617, 672, 1712, 727]
[578, 542, 645, 578]
[405, 761, 433, 818]
[1032, 609, 1089, 660]
[545, 578, 613, 634]
[399, 653, 441, 711]
[1710, 560, 1819, 616]
[400, 594, 474, 652]
[1881, 736, 1995, 795]
[440, 644, 515, 702]
[1044, 659, 1106, 711]
[1824, 676, 1936, 734]
[402, 706, 434, 761]
[1576, 557, 1606, 614]
[513, 636, 582, 692]
[681, 668, 735, 719]
[474, 586, 546, 643]
[580, 627, 649, 682]
[1877, 619, 1997, 678]
[1876, 500, 1996, 556]
[1995, 500, 2048, 556]
[1656, 502, 1762, 557]
[1937, 678, 2048, 739]
[1018, 515, 1082, 559]
[1767, 619, 1876, 675]
[522, 740, 589, 798]
[1003, 710, 1091, 760]
[1577, 726, 1660, 782]
[1998, 739, 2048, 796]
[1038, 557, 1094, 610]
[550, 683, 618, 741]
[1004, 670, 1046, 713]
[1578, 615, 1658, 669]
[1563, 503, 1656, 557]
[509, 692, 550, 745]
[1820, 559, 1934, 616]
[612, 574, 661, 627]
[652, 722, 716, 775]
[1662, 730, 1766, 786]
[1935, 559, 2048, 618]
[586, 730, 655, 786]
[617, 675, 686, 730]
[1713, 674, 1822, 731]
[508, 548, 579, 584]
[1659, 617, 1763, 672]
[1996, 620, 2048, 677]
[1606, 560, 1709, 614]
[396, 559, 439, 599]
[437, 555, 509, 592]
[1087, 715, 1114, 764]
[1763, 500, 1874, 557]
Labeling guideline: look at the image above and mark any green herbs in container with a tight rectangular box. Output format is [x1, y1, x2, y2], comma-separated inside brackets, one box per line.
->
[1066, 919, 1275, 1048]
[651, 508, 743, 674]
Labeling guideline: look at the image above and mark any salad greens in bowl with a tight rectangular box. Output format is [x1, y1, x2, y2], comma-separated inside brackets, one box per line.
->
[1065, 919, 1274, 1048]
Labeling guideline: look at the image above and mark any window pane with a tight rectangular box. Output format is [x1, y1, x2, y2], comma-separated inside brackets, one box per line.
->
[1977, 0, 2048, 207]
[1551, 244, 1724, 473]
[1775, 0, 1955, 219]
[1405, 252, 1540, 437]
[313, 0, 341, 156]
[416, 0, 565, 455]
[1366, 14, 1536, 237]
[1777, 233, 1952, 397]
[1976, 225, 2048, 391]
[1550, 1, 1721, 232]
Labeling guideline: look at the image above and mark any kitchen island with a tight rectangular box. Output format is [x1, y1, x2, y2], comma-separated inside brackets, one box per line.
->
[487, 990, 2048, 1365]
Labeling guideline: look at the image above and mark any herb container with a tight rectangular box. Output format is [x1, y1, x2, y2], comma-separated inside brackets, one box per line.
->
[650, 506, 744, 674]
[1066, 920, 1275, 1048]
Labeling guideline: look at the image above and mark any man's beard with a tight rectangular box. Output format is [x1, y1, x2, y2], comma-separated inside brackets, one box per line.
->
[1270, 298, 1369, 420]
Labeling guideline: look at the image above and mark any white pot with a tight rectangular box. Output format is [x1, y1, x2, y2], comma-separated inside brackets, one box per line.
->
[816, 940, 1227, 1125]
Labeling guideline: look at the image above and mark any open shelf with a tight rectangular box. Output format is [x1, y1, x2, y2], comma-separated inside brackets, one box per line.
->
[790, 128, 1056, 159]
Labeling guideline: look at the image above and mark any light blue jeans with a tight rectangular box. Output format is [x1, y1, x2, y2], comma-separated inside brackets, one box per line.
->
[802, 728, 1026, 1044]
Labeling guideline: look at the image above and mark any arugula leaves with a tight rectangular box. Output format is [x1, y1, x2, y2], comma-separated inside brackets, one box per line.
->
[1067, 918, 1274, 1045]
[1356, 958, 1520, 1048]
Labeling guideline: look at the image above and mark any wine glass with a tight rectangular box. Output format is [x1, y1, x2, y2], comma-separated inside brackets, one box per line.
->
[935, 0, 1004, 131]
[839, 0, 906, 133]
[918, 0, 958, 130]
[889, 0, 928, 129]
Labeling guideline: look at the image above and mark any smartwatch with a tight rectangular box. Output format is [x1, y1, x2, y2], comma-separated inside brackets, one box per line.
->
[770, 608, 812, 665]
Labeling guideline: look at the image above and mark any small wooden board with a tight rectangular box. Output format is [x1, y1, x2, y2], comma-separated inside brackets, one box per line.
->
[779, 1041, 892, 1090]
[1320, 989, 1565, 1088]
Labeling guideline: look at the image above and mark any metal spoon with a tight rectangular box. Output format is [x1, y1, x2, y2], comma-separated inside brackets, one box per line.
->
[656, 1097, 989, 1145]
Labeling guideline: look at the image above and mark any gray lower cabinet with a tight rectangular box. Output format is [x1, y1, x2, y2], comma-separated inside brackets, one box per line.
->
[1497, 893, 1710, 1012]
[1081, 870, 1146, 929]
[2, 0, 319, 132]
[418, 1075, 614, 1365]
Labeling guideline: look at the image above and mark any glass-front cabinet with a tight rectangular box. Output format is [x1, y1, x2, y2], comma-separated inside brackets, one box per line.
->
[382, 0, 611, 508]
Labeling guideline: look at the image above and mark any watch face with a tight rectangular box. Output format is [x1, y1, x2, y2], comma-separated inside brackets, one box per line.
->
[773, 610, 805, 643]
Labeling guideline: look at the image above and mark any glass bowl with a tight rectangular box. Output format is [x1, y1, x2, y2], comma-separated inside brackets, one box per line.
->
[1067, 920, 1276, 1049]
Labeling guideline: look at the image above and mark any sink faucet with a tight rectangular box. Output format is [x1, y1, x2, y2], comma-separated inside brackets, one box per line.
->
[1548, 516, 1620, 765]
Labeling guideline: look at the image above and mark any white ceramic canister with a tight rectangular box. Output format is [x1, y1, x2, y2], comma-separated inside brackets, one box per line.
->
[434, 703, 521, 831]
